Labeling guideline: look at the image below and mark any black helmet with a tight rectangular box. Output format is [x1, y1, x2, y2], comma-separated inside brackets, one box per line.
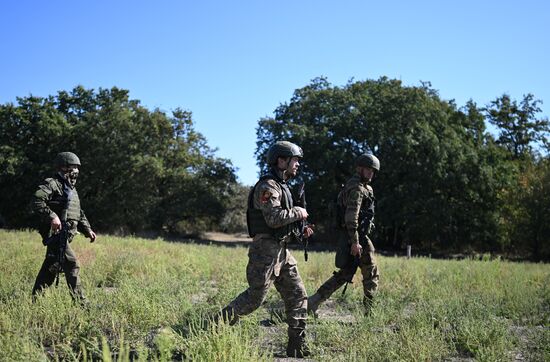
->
[54, 152, 81, 168]
[266, 141, 303, 165]
[355, 154, 380, 171]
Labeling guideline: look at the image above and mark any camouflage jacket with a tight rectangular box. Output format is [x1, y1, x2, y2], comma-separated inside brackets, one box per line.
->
[337, 174, 375, 245]
[247, 169, 304, 241]
[31, 173, 92, 240]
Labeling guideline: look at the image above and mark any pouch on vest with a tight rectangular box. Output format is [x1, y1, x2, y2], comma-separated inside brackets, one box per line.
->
[246, 173, 292, 240]
[246, 177, 279, 237]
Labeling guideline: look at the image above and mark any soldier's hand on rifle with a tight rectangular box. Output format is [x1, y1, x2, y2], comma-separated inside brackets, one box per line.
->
[350, 242, 363, 258]
[303, 224, 314, 238]
[295, 206, 309, 220]
[51, 216, 62, 233]
[88, 231, 97, 243]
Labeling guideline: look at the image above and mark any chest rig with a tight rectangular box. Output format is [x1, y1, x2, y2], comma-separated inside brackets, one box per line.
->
[48, 175, 81, 222]
[246, 169, 294, 239]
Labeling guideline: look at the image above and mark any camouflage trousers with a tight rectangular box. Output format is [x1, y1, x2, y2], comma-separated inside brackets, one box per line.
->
[32, 241, 86, 301]
[225, 236, 308, 333]
[317, 240, 379, 302]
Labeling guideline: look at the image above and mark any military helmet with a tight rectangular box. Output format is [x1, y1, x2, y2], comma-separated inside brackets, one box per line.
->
[266, 141, 303, 165]
[355, 154, 380, 171]
[54, 152, 81, 168]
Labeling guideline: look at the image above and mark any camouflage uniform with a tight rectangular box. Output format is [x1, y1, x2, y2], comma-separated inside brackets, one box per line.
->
[309, 173, 380, 312]
[220, 168, 308, 356]
[31, 169, 93, 302]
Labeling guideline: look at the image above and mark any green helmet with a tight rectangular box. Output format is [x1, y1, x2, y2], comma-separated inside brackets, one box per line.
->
[266, 141, 303, 165]
[54, 152, 81, 168]
[355, 154, 380, 171]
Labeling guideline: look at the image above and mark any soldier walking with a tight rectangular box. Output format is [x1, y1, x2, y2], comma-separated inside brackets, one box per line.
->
[31, 152, 97, 304]
[217, 141, 314, 358]
[308, 154, 380, 315]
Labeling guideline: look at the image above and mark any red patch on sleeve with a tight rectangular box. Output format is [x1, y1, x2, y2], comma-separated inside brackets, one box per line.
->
[260, 191, 272, 204]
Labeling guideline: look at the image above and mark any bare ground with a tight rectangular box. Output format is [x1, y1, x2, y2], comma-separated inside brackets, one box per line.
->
[200, 232, 252, 243]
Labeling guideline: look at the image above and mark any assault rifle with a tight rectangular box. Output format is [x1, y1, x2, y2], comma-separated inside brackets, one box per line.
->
[44, 222, 69, 286]
[292, 181, 310, 261]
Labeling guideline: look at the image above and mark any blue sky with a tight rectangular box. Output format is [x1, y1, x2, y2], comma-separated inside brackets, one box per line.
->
[1, 1, 548, 185]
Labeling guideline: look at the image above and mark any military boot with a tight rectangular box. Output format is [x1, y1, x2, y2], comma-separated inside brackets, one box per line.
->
[286, 328, 310, 358]
[70, 286, 88, 306]
[307, 292, 322, 317]
[76, 297, 90, 309]
[363, 294, 374, 316]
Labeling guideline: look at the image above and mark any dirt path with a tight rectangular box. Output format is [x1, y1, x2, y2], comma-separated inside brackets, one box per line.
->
[200, 232, 252, 243]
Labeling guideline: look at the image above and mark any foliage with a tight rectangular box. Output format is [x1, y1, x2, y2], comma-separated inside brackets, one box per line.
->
[219, 183, 249, 233]
[255, 77, 549, 259]
[498, 158, 550, 260]
[0, 86, 238, 234]
[484, 94, 550, 259]
[486, 94, 550, 159]
[0, 230, 548, 361]
[256, 78, 503, 252]
[1, 81, 548, 258]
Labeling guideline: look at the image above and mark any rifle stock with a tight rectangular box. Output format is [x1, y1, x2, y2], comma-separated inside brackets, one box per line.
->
[44, 224, 69, 286]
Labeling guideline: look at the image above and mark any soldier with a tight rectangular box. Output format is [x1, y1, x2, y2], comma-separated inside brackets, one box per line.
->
[31, 152, 97, 304]
[308, 154, 380, 316]
[217, 141, 314, 358]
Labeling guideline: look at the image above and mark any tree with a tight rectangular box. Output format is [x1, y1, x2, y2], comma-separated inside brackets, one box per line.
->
[256, 77, 505, 253]
[219, 183, 249, 233]
[485, 93, 550, 259]
[0, 86, 238, 235]
[486, 94, 550, 159]
[497, 157, 550, 260]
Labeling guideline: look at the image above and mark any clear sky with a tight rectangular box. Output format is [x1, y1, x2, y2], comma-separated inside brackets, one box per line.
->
[1, 1, 548, 185]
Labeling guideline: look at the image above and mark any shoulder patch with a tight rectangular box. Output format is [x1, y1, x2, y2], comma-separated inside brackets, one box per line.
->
[349, 190, 362, 201]
[260, 190, 272, 204]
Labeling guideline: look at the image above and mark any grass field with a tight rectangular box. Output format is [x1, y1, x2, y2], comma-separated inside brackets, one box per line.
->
[0, 230, 548, 361]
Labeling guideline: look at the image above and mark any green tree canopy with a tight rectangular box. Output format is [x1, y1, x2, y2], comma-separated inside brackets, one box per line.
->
[0, 86, 238, 234]
[486, 94, 550, 159]
[256, 77, 508, 252]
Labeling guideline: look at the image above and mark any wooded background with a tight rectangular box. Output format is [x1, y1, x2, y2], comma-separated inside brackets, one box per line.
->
[1, 78, 549, 259]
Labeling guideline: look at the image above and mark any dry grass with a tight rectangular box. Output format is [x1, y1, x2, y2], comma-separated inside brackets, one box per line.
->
[0, 229, 548, 361]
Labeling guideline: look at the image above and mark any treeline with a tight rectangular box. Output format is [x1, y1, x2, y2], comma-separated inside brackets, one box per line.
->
[1, 80, 549, 259]
[0, 86, 246, 235]
[256, 77, 550, 260]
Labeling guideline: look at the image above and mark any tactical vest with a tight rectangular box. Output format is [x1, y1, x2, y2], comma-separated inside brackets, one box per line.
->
[47, 176, 81, 222]
[246, 170, 294, 239]
[335, 178, 375, 229]
[359, 186, 375, 236]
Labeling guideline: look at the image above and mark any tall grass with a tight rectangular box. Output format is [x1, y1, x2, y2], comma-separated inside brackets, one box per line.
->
[0, 230, 548, 361]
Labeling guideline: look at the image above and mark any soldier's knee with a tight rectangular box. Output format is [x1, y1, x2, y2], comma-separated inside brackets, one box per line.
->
[286, 299, 308, 327]
[293, 293, 307, 307]
[280, 287, 307, 309]
[364, 270, 379, 283]
[66, 264, 80, 277]
[294, 282, 307, 298]
[247, 289, 268, 309]
[370, 264, 380, 278]
[336, 269, 355, 282]
[286, 283, 307, 303]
